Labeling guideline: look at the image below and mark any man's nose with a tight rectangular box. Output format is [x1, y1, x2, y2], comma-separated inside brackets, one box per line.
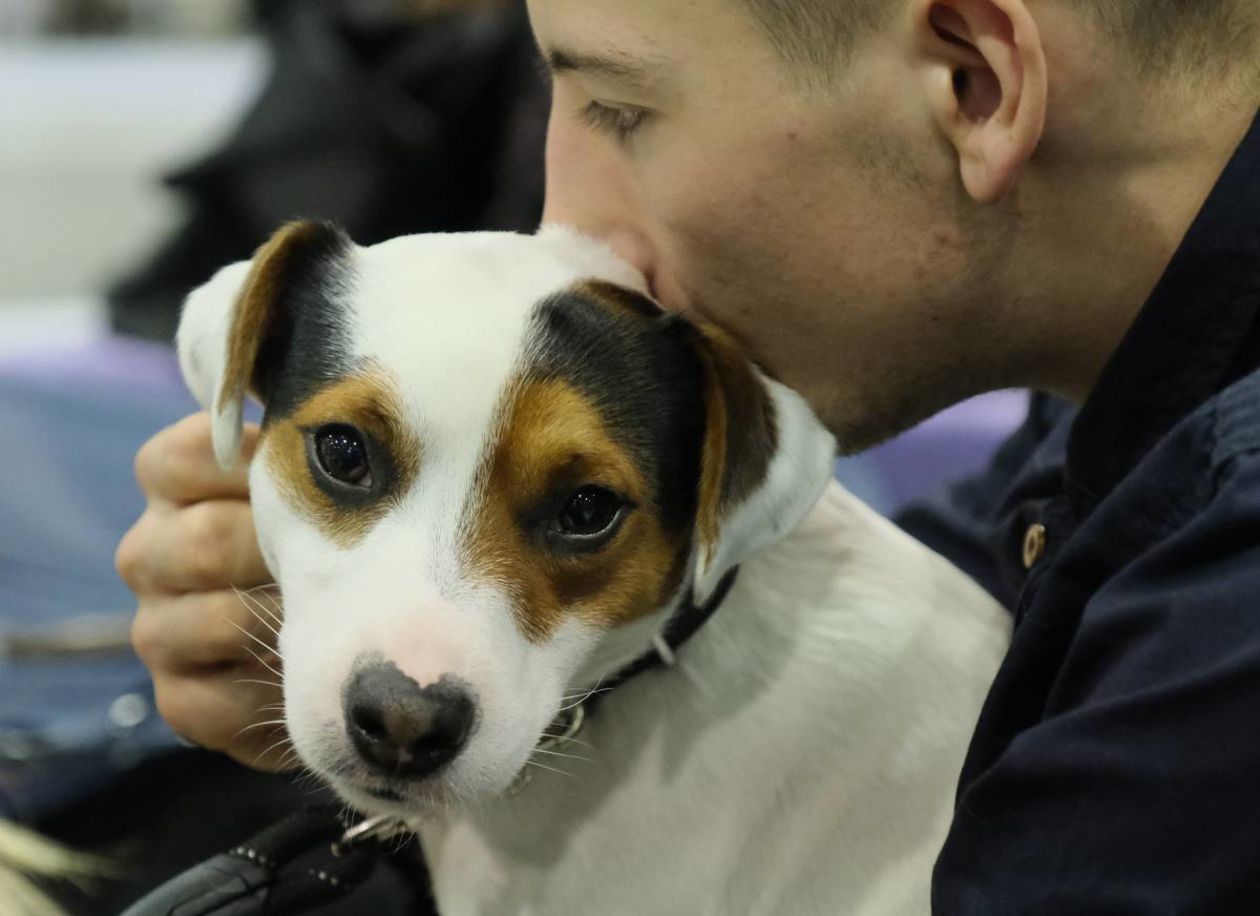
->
[343, 661, 476, 779]
[541, 102, 660, 293]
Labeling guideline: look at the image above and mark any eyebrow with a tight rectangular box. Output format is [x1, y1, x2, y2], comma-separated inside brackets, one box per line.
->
[544, 45, 665, 86]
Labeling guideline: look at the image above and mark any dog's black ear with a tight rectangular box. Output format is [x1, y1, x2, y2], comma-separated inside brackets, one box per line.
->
[687, 319, 836, 602]
[177, 220, 350, 468]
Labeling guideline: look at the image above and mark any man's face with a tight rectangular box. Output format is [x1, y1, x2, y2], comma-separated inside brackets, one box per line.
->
[530, 0, 1012, 451]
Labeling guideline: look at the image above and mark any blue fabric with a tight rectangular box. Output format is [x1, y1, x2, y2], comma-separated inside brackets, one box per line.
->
[0, 367, 199, 821]
[912, 107, 1260, 913]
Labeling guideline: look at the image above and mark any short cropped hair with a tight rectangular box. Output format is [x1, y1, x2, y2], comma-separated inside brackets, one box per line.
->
[742, 0, 1258, 80]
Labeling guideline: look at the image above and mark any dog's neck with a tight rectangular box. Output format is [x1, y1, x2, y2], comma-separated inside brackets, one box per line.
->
[566, 566, 741, 715]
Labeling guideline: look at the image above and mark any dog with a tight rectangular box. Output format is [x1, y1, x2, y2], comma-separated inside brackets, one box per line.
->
[177, 221, 1011, 915]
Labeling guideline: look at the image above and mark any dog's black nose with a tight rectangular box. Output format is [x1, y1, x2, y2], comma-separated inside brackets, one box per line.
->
[343, 662, 476, 779]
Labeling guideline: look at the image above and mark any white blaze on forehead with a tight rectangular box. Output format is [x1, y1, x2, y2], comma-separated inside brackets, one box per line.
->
[341, 229, 645, 588]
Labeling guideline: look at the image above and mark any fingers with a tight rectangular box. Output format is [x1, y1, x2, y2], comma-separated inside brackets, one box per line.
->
[118, 499, 272, 595]
[153, 667, 297, 772]
[131, 589, 283, 674]
[135, 412, 260, 505]
[120, 413, 295, 773]
[133, 588, 295, 772]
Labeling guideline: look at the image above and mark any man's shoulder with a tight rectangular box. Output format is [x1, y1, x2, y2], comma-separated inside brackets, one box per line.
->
[1140, 363, 1260, 523]
[1209, 364, 1260, 472]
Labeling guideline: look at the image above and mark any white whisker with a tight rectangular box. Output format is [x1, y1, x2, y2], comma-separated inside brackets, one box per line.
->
[234, 718, 288, 738]
[531, 747, 591, 764]
[242, 585, 285, 626]
[540, 733, 593, 749]
[524, 760, 576, 779]
[225, 613, 285, 666]
[276, 750, 302, 771]
[557, 682, 609, 713]
[256, 735, 294, 763]
[233, 588, 283, 640]
[232, 679, 285, 691]
[238, 641, 285, 681]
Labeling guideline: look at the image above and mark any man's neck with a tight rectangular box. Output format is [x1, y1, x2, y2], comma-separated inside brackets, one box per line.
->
[1004, 80, 1258, 403]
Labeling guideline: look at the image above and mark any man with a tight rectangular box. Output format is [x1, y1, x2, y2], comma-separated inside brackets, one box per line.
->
[117, 0, 1260, 909]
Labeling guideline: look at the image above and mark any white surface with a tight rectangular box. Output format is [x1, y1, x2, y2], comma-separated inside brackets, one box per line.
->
[0, 38, 267, 300]
[0, 295, 104, 356]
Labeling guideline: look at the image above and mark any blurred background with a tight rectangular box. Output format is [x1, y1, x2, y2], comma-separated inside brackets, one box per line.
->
[0, 2, 1025, 912]
[1, 0, 255, 351]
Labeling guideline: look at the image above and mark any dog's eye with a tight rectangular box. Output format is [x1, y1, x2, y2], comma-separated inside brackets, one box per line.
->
[314, 425, 373, 487]
[556, 486, 625, 538]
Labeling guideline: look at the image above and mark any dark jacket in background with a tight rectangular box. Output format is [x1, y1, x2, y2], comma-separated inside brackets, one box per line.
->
[109, 0, 546, 342]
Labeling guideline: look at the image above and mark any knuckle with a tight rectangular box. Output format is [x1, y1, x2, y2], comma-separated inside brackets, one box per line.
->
[137, 414, 214, 498]
[160, 451, 204, 502]
[133, 433, 162, 491]
[115, 509, 165, 589]
[114, 523, 144, 586]
[130, 607, 159, 662]
[130, 602, 172, 665]
[167, 417, 213, 467]
[181, 504, 236, 588]
[154, 683, 232, 753]
[152, 684, 200, 743]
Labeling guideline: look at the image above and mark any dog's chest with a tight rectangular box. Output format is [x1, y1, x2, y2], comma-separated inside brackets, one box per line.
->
[418, 714, 840, 916]
[418, 705, 947, 916]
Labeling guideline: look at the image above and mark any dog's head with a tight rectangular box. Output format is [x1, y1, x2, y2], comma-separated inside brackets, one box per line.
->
[178, 222, 835, 815]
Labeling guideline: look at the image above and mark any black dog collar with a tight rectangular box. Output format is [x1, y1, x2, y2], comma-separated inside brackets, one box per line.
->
[506, 566, 741, 796]
[584, 566, 740, 714]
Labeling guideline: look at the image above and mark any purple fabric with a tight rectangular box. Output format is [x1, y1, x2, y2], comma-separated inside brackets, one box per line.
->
[0, 334, 185, 397]
[867, 390, 1029, 510]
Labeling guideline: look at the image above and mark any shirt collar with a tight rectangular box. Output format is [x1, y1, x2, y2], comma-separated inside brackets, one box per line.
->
[1067, 107, 1260, 508]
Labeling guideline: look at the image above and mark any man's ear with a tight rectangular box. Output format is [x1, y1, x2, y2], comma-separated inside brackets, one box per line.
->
[176, 220, 350, 469]
[688, 321, 837, 603]
[916, 0, 1047, 203]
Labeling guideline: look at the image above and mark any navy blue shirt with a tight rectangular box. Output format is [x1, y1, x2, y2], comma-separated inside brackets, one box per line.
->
[899, 107, 1260, 913]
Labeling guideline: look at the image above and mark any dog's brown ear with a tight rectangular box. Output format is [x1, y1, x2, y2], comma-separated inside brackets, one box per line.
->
[687, 319, 836, 602]
[692, 320, 777, 567]
[177, 220, 351, 468]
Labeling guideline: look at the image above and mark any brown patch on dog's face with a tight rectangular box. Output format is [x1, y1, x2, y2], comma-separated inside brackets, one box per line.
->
[567, 277, 779, 568]
[465, 377, 691, 643]
[262, 369, 421, 549]
[569, 281, 776, 551]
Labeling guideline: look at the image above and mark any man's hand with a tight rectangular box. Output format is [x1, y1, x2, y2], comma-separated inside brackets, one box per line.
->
[116, 413, 295, 771]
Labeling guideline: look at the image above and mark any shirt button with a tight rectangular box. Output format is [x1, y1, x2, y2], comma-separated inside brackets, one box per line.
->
[1023, 523, 1047, 569]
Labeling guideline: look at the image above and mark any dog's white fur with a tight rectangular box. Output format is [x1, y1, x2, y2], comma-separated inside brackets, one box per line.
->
[179, 226, 1010, 915]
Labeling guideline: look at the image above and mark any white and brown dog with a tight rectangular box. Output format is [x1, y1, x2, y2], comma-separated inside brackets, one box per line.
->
[177, 221, 1011, 915]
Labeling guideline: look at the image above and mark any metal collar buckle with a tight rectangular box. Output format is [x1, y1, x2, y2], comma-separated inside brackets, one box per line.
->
[508, 702, 587, 795]
[332, 813, 411, 857]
